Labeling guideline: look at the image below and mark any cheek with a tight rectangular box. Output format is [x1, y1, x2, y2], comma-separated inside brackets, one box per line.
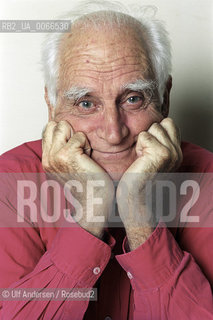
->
[72, 118, 97, 134]
[125, 107, 163, 136]
[54, 111, 98, 135]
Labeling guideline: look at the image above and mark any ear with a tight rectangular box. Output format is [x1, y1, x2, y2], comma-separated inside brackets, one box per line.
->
[161, 75, 172, 118]
[44, 86, 55, 121]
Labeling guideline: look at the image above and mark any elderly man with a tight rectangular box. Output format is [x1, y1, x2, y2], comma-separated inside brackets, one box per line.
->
[0, 2, 213, 319]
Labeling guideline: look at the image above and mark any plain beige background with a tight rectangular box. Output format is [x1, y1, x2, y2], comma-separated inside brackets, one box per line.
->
[0, 0, 213, 154]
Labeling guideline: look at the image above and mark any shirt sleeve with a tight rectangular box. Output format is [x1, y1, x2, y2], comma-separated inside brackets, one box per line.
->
[0, 157, 115, 319]
[116, 222, 213, 320]
[0, 220, 114, 319]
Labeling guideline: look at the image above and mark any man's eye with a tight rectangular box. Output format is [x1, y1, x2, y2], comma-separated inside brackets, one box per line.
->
[78, 101, 93, 109]
[127, 96, 142, 104]
[121, 94, 147, 112]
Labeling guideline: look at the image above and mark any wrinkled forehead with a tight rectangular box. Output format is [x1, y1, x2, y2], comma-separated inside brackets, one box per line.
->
[57, 21, 153, 92]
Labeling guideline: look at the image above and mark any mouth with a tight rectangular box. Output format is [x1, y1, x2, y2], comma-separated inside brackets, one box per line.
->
[91, 144, 135, 160]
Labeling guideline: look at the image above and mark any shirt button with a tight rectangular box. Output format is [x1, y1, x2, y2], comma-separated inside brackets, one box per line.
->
[104, 317, 112, 320]
[93, 267, 101, 275]
[127, 271, 133, 279]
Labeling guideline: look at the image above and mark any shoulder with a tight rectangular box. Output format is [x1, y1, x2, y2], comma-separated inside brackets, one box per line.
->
[180, 141, 213, 173]
[0, 140, 43, 172]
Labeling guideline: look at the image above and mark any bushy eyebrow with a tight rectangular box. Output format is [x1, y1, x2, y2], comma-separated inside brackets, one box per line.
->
[63, 79, 157, 101]
[121, 79, 157, 92]
[63, 87, 93, 101]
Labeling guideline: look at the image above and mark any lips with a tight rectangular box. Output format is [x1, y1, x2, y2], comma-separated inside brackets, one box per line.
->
[91, 144, 135, 160]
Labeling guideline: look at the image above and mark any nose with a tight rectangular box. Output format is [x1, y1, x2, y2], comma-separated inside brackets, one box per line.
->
[96, 106, 129, 145]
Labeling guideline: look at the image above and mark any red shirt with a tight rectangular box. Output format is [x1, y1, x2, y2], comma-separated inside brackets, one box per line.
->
[0, 140, 213, 319]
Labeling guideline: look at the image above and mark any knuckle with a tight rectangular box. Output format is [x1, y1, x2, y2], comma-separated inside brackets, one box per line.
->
[58, 120, 69, 126]
[162, 118, 178, 133]
[49, 120, 57, 127]
[170, 148, 183, 169]
[70, 132, 86, 146]
[148, 123, 158, 136]
[150, 122, 160, 130]
[138, 132, 144, 139]
[42, 122, 52, 135]
[54, 124, 64, 135]
[54, 151, 67, 164]
[42, 121, 57, 139]
[47, 121, 57, 133]
[160, 147, 171, 161]
[48, 152, 69, 173]
[48, 155, 56, 168]
[56, 120, 70, 131]
[162, 117, 173, 125]
[138, 131, 151, 141]
[42, 157, 51, 172]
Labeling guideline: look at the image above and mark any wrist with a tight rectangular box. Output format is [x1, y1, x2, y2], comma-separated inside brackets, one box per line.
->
[125, 225, 155, 251]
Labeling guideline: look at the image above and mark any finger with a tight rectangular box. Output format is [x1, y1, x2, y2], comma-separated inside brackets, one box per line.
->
[148, 122, 173, 149]
[160, 118, 183, 164]
[42, 121, 57, 154]
[65, 132, 101, 173]
[65, 132, 91, 156]
[148, 118, 182, 161]
[135, 131, 169, 158]
[51, 120, 73, 154]
[147, 122, 180, 163]
[160, 118, 181, 146]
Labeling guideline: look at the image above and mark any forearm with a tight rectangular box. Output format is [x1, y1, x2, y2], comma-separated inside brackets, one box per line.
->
[119, 201, 156, 251]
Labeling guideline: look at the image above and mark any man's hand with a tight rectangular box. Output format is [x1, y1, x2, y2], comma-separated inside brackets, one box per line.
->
[116, 118, 183, 250]
[42, 120, 114, 238]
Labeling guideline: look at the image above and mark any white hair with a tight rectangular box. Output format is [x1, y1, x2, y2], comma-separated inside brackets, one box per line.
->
[41, 0, 172, 107]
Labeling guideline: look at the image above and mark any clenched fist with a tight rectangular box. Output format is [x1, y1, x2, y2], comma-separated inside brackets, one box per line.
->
[116, 117, 183, 249]
[42, 120, 114, 238]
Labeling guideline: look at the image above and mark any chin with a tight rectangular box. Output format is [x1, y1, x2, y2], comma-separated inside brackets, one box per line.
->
[100, 161, 134, 181]
[91, 147, 137, 181]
